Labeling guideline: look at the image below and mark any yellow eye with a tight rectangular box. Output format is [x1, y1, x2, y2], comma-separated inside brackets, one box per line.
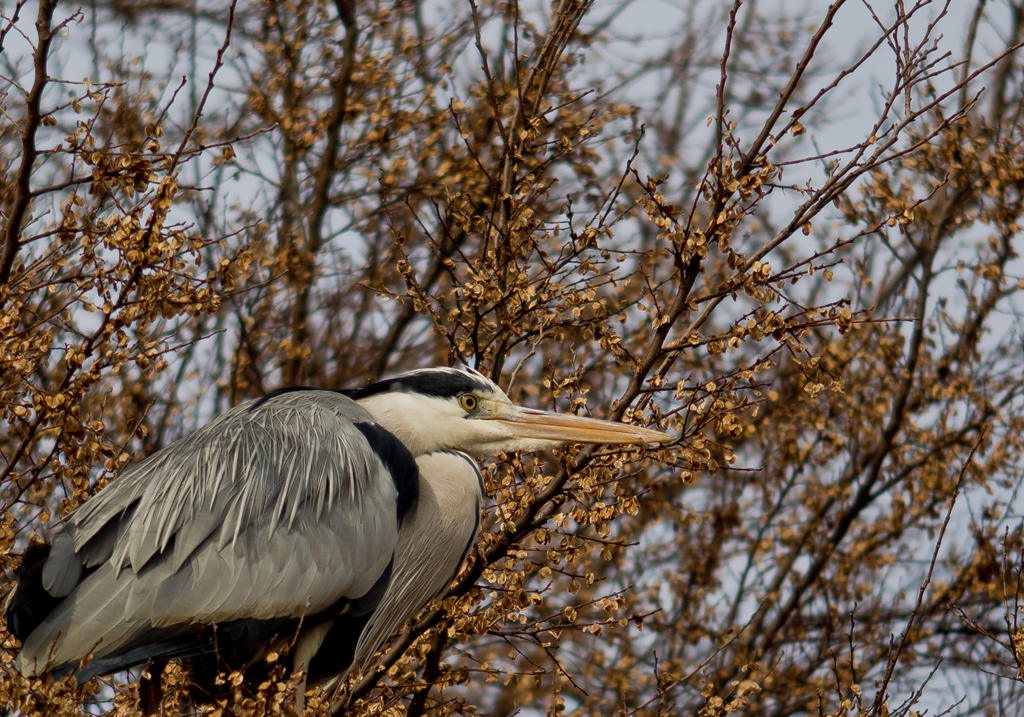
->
[459, 394, 478, 411]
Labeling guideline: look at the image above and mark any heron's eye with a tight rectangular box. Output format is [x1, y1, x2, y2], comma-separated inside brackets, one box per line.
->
[459, 394, 478, 411]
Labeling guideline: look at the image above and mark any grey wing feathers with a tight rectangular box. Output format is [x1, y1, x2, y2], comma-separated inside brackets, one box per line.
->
[350, 451, 483, 672]
[19, 391, 402, 676]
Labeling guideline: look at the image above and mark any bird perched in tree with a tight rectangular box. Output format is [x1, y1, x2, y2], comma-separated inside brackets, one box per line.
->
[5, 366, 668, 712]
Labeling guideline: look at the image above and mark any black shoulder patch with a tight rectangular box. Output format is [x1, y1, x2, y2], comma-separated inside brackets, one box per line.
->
[353, 422, 420, 523]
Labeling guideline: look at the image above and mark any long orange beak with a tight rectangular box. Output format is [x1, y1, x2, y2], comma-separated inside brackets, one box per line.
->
[488, 406, 670, 446]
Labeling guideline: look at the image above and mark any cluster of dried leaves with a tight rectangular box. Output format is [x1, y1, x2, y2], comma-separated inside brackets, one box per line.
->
[3, 0, 1024, 715]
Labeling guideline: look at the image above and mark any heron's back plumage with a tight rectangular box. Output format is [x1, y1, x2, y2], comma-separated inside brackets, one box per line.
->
[14, 390, 414, 679]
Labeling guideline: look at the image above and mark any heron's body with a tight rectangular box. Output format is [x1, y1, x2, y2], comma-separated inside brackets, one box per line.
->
[6, 366, 666, 708]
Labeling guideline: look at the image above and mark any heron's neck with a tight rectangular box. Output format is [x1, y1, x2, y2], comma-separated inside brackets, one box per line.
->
[355, 392, 460, 455]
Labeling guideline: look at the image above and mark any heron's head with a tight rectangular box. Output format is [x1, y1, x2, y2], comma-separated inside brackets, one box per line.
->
[344, 366, 669, 456]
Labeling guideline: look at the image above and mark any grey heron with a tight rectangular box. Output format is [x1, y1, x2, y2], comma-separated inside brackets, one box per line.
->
[5, 366, 667, 710]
